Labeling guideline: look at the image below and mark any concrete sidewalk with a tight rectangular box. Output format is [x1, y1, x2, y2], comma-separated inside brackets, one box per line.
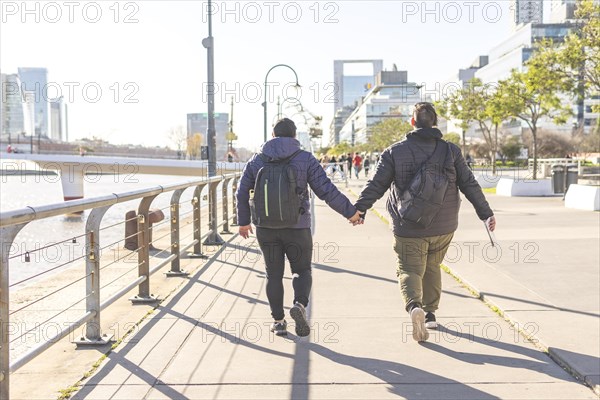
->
[345, 175, 600, 396]
[69, 194, 596, 399]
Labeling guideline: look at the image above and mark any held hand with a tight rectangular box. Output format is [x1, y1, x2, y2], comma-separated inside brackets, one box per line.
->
[348, 211, 365, 226]
[239, 225, 254, 239]
[486, 216, 496, 232]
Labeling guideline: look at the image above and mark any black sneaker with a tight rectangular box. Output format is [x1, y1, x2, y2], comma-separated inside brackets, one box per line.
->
[425, 312, 438, 329]
[290, 302, 310, 337]
[410, 306, 429, 342]
[270, 320, 287, 336]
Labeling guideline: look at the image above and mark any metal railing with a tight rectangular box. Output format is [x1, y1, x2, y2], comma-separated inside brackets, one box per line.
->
[0, 172, 241, 399]
[528, 158, 582, 178]
[322, 162, 350, 187]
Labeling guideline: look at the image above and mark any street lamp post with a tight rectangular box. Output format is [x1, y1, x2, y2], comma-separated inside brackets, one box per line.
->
[262, 64, 300, 143]
[202, 0, 223, 246]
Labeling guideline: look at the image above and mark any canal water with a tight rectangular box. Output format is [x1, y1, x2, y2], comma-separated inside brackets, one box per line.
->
[1, 171, 212, 287]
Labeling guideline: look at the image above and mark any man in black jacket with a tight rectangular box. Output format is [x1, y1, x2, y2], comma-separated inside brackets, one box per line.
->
[355, 103, 496, 342]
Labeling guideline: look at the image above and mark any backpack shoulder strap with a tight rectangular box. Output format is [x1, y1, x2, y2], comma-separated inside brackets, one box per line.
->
[283, 149, 302, 163]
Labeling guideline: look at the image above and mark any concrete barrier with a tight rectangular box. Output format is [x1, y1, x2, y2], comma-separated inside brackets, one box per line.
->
[496, 178, 556, 197]
[565, 184, 600, 211]
[475, 172, 501, 189]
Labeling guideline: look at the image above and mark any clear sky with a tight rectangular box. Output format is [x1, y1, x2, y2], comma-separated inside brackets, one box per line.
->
[1, 0, 551, 151]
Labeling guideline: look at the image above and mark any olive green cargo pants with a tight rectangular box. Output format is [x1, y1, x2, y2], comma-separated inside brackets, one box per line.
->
[393, 233, 454, 312]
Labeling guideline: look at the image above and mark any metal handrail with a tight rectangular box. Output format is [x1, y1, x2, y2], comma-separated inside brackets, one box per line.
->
[0, 174, 234, 227]
[0, 172, 241, 398]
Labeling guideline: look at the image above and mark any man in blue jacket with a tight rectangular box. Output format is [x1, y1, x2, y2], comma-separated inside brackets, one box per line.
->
[355, 103, 496, 343]
[236, 118, 361, 337]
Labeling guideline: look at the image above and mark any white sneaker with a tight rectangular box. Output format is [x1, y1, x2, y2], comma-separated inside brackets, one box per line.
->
[410, 307, 429, 342]
[290, 302, 310, 337]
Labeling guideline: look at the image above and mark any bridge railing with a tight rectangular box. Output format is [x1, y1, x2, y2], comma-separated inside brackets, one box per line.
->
[0, 172, 241, 399]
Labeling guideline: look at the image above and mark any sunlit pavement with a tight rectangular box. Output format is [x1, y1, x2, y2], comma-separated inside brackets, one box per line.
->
[62, 181, 598, 400]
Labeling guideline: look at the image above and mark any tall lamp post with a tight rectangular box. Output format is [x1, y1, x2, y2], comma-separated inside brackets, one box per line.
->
[262, 64, 300, 142]
[202, 0, 223, 245]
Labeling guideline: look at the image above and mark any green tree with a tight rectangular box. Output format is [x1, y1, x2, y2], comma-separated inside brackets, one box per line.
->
[436, 92, 470, 154]
[500, 135, 522, 162]
[367, 118, 412, 151]
[327, 142, 353, 156]
[438, 79, 510, 174]
[529, 1, 600, 119]
[498, 67, 572, 179]
[443, 133, 461, 145]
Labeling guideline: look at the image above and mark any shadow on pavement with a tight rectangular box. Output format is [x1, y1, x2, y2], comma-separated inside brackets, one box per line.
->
[422, 325, 584, 384]
[479, 291, 600, 319]
[313, 262, 397, 284]
[304, 342, 501, 399]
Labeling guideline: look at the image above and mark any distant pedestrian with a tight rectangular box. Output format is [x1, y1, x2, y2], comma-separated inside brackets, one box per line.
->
[354, 103, 496, 342]
[338, 154, 347, 178]
[466, 154, 473, 169]
[363, 157, 371, 177]
[330, 155, 338, 176]
[352, 152, 362, 179]
[346, 153, 353, 179]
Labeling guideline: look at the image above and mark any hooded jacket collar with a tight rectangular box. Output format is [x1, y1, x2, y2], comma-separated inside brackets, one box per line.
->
[407, 127, 443, 141]
[260, 136, 302, 162]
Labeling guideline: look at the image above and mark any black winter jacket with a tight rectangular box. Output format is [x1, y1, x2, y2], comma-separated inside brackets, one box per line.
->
[355, 127, 494, 238]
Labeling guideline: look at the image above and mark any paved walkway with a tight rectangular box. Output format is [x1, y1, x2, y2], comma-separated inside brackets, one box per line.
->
[345, 174, 600, 395]
[68, 179, 598, 399]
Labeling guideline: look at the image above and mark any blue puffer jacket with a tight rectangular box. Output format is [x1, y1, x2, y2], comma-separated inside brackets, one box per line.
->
[236, 137, 356, 229]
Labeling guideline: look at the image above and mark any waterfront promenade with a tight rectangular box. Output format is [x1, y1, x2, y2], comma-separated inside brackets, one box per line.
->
[10, 178, 599, 399]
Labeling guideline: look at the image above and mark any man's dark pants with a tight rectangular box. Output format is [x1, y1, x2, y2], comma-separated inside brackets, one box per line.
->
[256, 227, 312, 321]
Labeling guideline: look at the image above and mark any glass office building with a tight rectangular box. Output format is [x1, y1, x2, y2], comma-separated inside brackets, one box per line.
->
[338, 71, 423, 146]
[1, 73, 26, 140]
[17, 67, 49, 137]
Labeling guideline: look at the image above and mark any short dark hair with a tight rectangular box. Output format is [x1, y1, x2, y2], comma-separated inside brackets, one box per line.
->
[273, 118, 296, 138]
[413, 102, 438, 128]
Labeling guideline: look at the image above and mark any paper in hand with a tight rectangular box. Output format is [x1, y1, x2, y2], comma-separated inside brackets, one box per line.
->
[484, 217, 497, 247]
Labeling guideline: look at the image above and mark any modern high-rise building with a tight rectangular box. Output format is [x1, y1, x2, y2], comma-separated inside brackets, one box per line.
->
[17, 67, 49, 137]
[337, 70, 424, 146]
[446, 20, 597, 137]
[331, 60, 384, 145]
[511, 0, 543, 29]
[22, 91, 37, 138]
[439, 56, 490, 136]
[186, 113, 229, 160]
[550, 0, 577, 23]
[1, 73, 26, 141]
[475, 23, 574, 83]
[50, 97, 64, 141]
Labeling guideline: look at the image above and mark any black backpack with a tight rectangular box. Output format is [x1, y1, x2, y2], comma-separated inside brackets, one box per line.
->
[399, 140, 450, 228]
[250, 150, 304, 228]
